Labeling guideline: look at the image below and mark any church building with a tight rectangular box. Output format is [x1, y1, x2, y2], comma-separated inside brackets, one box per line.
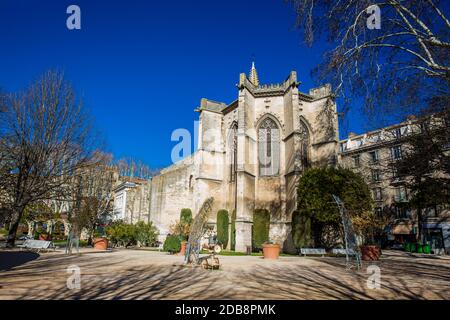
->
[144, 63, 339, 252]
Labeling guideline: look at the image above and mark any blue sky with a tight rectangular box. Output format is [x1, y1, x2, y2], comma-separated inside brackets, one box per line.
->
[0, 0, 370, 168]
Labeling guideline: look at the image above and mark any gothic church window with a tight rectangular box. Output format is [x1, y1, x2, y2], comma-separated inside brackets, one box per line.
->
[258, 117, 280, 176]
[229, 123, 238, 182]
[299, 120, 310, 170]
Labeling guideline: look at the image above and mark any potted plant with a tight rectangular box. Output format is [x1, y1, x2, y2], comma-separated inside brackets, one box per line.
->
[360, 243, 381, 261]
[93, 231, 109, 250]
[163, 235, 181, 254]
[39, 231, 49, 241]
[262, 240, 280, 259]
[353, 210, 382, 261]
[178, 240, 188, 256]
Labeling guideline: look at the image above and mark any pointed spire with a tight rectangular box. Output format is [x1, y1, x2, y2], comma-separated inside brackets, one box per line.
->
[249, 61, 259, 86]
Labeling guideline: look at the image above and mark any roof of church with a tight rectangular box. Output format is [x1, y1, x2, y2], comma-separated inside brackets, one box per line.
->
[196, 63, 333, 115]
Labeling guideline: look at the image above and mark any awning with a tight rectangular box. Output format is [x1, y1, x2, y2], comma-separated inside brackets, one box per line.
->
[390, 220, 414, 235]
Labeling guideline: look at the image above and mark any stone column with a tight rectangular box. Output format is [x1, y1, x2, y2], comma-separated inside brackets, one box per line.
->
[233, 80, 255, 253]
[235, 220, 252, 253]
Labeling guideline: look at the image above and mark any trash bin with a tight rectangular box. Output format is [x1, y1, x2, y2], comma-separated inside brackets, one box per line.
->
[404, 242, 411, 252]
[410, 243, 417, 252]
[417, 244, 424, 253]
[423, 244, 431, 254]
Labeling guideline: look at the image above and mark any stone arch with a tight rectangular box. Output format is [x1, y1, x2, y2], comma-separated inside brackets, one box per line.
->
[255, 112, 284, 136]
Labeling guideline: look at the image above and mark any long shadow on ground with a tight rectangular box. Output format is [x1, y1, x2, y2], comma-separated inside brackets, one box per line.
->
[0, 251, 40, 272]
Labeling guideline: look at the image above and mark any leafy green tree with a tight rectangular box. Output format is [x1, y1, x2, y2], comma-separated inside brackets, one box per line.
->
[216, 210, 229, 248]
[297, 167, 373, 247]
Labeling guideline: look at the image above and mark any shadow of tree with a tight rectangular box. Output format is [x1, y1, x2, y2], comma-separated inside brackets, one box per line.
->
[0, 251, 40, 271]
[236, 254, 449, 300]
[1, 250, 448, 300]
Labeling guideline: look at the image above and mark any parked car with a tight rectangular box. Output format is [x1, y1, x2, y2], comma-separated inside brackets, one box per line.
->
[390, 243, 404, 250]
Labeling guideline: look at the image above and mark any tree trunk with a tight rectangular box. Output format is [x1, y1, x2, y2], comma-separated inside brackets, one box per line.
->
[311, 219, 322, 248]
[6, 206, 25, 247]
[417, 207, 423, 244]
[27, 221, 34, 238]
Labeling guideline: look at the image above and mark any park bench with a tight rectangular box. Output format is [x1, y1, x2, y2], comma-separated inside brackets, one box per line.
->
[331, 248, 356, 256]
[17, 239, 56, 253]
[300, 248, 326, 257]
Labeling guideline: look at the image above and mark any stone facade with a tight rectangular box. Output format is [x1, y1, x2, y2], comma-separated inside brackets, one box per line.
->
[130, 65, 340, 252]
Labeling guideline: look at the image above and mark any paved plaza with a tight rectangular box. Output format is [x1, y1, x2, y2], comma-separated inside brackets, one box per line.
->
[0, 248, 449, 300]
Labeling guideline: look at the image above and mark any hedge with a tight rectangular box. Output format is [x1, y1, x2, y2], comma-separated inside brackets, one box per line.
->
[291, 210, 312, 248]
[216, 210, 229, 248]
[252, 209, 270, 250]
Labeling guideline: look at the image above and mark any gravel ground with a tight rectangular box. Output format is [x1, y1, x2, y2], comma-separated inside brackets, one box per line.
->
[0, 248, 449, 300]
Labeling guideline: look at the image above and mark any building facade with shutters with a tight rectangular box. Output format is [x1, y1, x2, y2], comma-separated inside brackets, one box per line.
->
[339, 118, 450, 254]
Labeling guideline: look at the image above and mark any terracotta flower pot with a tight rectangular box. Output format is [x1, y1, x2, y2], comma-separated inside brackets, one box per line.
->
[360, 245, 381, 261]
[93, 237, 109, 250]
[39, 234, 49, 241]
[178, 241, 187, 256]
[262, 243, 280, 259]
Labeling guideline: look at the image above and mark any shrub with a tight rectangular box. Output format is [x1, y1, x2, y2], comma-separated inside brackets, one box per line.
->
[216, 210, 229, 248]
[291, 210, 312, 248]
[252, 209, 270, 250]
[170, 208, 192, 241]
[134, 221, 158, 247]
[106, 221, 136, 247]
[180, 208, 192, 224]
[163, 235, 181, 253]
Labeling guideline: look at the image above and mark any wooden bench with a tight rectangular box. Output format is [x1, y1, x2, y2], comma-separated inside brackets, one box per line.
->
[331, 248, 356, 256]
[17, 239, 56, 253]
[300, 248, 326, 257]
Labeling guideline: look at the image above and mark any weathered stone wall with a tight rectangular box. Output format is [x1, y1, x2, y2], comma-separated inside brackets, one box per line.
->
[149, 155, 195, 240]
